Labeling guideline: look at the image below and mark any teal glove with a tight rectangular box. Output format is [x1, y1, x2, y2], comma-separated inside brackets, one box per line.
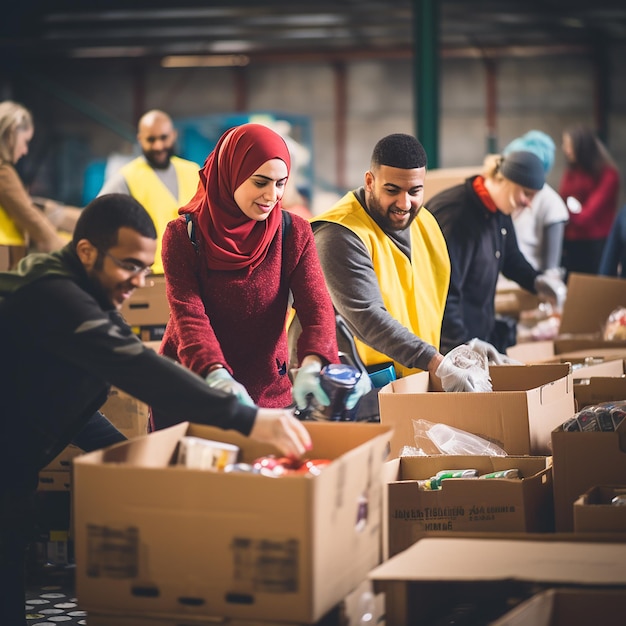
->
[344, 371, 373, 410]
[292, 362, 330, 410]
[205, 368, 255, 407]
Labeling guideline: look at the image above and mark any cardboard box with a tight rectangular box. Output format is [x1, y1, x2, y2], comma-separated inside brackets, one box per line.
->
[37, 470, 71, 491]
[121, 275, 169, 327]
[573, 376, 626, 410]
[574, 485, 626, 533]
[423, 166, 480, 203]
[73, 421, 392, 623]
[379, 364, 573, 458]
[369, 536, 626, 626]
[491, 588, 626, 626]
[551, 418, 626, 531]
[559, 273, 626, 337]
[385, 455, 553, 557]
[99, 386, 150, 439]
[86, 579, 383, 626]
[507, 272, 626, 356]
[40, 444, 83, 471]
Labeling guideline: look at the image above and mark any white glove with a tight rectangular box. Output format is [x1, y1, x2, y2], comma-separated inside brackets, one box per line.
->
[435, 345, 493, 392]
[466, 338, 521, 366]
[292, 361, 330, 410]
[534, 271, 567, 311]
[205, 368, 255, 407]
[344, 371, 373, 410]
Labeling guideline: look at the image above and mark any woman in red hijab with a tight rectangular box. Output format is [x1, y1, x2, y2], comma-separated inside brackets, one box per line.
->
[153, 123, 342, 420]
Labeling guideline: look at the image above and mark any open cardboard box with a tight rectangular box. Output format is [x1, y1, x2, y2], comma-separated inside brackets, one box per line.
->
[508, 273, 626, 357]
[73, 420, 391, 624]
[369, 535, 626, 626]
[574, 376, 626, 410]
[507, 344, 624, 379]
[86, 578, 384, 626]
[379, 364, 573, 458]
[574, 485, 626, 533]
[551, 417, 626, 531]
[491, 587, 626, 626]
[384, 455, 553, 558]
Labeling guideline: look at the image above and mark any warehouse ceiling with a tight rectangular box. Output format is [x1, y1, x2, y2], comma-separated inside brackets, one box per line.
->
[3, 0, 626, 66]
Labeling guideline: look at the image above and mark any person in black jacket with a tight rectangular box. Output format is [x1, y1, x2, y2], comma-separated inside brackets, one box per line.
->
[0, 193, 311, 626]
[428, 151, 566, 354]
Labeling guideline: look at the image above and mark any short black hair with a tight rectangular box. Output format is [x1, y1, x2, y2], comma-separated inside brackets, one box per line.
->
[72, 194, 157, 251]
[371, 133, 428, 170]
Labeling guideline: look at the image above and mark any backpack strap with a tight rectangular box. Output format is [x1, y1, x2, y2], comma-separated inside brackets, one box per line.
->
[185, 213, 199, 253]
[185, 211, 292, 270]
[281, 209, 292, 256]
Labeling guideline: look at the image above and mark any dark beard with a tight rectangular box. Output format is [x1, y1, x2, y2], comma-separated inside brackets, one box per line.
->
[144, 146, 175, 170]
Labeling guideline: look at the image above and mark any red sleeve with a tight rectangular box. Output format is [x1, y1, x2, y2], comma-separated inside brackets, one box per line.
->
[161, 217, 227, 377]
[568, 167, 620, 230]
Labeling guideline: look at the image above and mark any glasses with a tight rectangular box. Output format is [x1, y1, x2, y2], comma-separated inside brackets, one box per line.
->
[104, 251, 153, 277]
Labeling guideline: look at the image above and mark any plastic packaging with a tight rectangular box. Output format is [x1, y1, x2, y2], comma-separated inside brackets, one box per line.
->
[424, 422, 507, 456]
[604, 307, 626, 340]
[561, 401, 626, 433]
[479, 469, 520, 479]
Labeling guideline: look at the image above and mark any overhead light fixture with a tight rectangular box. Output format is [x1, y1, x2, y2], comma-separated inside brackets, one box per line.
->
[161, 54, 250, 67]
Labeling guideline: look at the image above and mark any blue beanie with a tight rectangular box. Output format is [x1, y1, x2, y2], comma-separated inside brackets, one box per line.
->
[499, 150, 545, 191]
[502, 130, 555, 174]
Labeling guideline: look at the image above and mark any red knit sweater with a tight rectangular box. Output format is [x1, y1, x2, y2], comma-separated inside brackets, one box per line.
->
[159, 212, 338, 408]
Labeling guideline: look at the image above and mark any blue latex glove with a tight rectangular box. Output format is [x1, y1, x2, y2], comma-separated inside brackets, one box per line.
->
[344, 371, 373, 410]
[292, 362, 330, 410]
[205, 368, 255, 407]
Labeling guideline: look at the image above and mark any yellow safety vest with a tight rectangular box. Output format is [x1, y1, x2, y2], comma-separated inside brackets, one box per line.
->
[123, 156, 199, 274]
[0, 203, 26, 246]
[313, 194, 450, 377]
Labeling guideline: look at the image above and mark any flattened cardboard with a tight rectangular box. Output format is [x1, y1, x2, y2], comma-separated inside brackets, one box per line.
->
[73, 421, 392, 624]
[386, 455, 553, 557]
[551, 418, 626, 531]
[369, 537, 626, 626]
[574, 485, 626, 533]
[378, 364, 573, 457]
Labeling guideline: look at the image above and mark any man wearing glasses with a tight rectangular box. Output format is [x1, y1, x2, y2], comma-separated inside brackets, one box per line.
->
[0, 193, 311, 626]
[98, 109, 200, 274]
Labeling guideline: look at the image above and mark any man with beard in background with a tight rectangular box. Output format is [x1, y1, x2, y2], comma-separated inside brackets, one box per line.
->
[98, 109, 200, 274]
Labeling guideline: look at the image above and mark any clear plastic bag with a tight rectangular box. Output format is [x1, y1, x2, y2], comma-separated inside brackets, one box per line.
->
[412, 418, 507, 456]
[436, 344, 492, 392]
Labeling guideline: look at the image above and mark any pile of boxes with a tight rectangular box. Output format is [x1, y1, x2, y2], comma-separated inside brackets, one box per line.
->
[61, 272, 626, 625]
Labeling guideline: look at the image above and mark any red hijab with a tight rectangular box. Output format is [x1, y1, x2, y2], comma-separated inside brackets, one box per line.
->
[179, 123, 291, 270]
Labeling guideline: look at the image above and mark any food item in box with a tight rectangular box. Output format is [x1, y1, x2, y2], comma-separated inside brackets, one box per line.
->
[604, 306, 626, 340]
[176, 436, 239, 470]
[251, 455, 331, 477]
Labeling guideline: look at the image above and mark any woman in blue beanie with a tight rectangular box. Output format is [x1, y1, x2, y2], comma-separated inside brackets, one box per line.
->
[428, 150, 566, 354]
[503, 130, 569, 272]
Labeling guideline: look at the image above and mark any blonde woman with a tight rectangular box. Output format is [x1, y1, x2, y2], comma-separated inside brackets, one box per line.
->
[0, 100, 78, 268]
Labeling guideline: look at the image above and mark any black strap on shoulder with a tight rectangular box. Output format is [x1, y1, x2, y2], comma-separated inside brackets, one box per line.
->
[186, 210, 292, 264]
[281, 209, 292, 282]
[185, 213, 199, 253]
